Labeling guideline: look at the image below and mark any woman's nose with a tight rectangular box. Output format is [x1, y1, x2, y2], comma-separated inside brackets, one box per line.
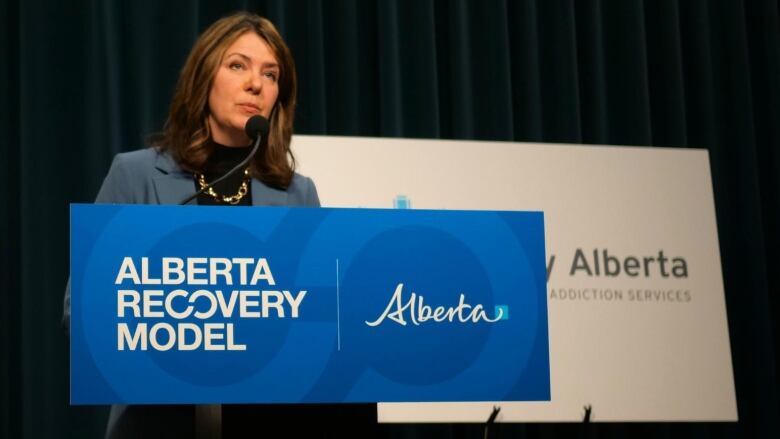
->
[246, 72, 263, 94]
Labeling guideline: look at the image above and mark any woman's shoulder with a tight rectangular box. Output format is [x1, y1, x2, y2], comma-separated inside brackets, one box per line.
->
[289, 172, 312, 187]
[285, 172, 320, 207]
[95, 148, 178, 204]
[109, 147, 182, 176]
[112, 147, 166, 168]
[288, 172, 315, 193]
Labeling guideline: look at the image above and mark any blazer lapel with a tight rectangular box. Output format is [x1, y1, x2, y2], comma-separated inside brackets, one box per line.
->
[251, 179, 288, 206]
[153, 175, 196, 205]
[152, 152, 197, 205]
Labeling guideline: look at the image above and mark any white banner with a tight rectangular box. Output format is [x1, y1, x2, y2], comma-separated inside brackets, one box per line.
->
[293, 135, 737, 422]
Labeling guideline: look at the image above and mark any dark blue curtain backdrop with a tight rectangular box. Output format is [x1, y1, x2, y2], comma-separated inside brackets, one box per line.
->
[2, 0, 779, 437]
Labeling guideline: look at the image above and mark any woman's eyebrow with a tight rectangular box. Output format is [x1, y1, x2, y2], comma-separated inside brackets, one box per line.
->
[224, 52, 251, 62]
[225, 52, 279, 69]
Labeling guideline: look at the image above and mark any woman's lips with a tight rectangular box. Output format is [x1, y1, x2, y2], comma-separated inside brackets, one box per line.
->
[237, 103, 261, 114]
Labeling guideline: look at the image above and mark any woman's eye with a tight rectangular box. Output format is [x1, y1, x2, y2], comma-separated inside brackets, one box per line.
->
[264, 72, 278, 81]
[229, 62, 244, 70]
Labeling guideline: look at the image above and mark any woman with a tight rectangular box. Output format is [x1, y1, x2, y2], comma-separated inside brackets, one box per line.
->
[64, 12, 327, 439]
[92, 12, 319, 208]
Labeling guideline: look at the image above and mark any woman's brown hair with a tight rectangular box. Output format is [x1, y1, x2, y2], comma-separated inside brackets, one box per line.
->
[155, 12, 297, 189]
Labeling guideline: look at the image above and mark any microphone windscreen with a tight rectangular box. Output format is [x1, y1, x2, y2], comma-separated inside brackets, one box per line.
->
[245, 115, 270, 140]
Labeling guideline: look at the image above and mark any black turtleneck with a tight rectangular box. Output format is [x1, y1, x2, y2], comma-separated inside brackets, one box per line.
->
[194, 142, 253, 206]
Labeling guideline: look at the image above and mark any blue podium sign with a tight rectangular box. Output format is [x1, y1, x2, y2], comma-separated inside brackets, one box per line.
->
[70, 204, 550, 404]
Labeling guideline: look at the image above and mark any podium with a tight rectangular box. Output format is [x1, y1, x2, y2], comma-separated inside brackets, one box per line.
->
[70, 205, 549, 412]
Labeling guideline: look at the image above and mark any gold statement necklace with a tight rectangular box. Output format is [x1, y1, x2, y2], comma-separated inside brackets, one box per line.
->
[196, 169, 251, 205]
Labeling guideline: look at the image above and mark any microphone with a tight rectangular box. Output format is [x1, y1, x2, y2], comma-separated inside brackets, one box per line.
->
[244, 114, 269, 140]
[179, 115, 269, 205]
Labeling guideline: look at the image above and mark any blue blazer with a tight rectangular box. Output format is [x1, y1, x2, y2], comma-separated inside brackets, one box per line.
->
[94, 147, 320, 206]
[63, 147, 320, 439]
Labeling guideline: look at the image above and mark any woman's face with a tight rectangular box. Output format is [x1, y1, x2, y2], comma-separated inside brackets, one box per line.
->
[208, 32, 280, 146]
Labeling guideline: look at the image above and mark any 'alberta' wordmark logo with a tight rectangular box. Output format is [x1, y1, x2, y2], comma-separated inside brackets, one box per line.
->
[365, 283, 507, 327]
